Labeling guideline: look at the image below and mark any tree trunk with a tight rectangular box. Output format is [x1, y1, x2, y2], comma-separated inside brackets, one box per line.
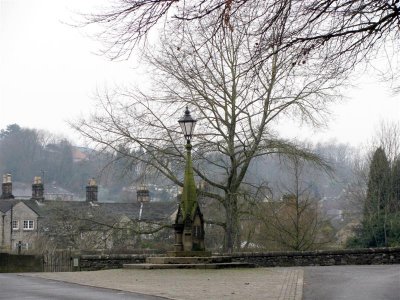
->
[224, 193, 239, 253]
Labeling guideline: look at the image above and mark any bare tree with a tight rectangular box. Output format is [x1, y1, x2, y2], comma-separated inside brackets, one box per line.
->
[373, 121, 400, 163]
[254, 156, 333, 251]
[83, 0, 400, 75]
[74, 7, 341, 252]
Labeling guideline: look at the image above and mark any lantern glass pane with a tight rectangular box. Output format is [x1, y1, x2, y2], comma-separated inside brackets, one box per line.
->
[189, 122, 196, 136]
[185, 122, 193, 137]
[179, 121, 188, 136]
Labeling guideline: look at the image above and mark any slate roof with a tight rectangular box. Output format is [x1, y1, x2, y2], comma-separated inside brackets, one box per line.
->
[0, 198, 178, 222]
[99, 202, 178, 221]
[0, 199, 42, 215]
[11, 182, 75, 198]
[0, 199, 15, 213]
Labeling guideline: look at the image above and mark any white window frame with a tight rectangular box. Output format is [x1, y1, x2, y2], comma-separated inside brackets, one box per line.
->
[15, 242, 30, 250]
[23, 220, 34, 230]
[12, 220, 19, 230]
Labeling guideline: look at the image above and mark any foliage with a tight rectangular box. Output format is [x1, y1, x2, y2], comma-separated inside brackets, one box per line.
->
[0, 124, 145, 200]
[347, 147, 400, 248]
[0, 124, 73, 186]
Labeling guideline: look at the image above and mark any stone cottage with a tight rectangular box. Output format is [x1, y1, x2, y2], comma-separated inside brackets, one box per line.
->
[0, 174, 177, 253]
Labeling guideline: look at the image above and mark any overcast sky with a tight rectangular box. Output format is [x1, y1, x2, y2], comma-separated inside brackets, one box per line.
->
[1, 0, 399, 148]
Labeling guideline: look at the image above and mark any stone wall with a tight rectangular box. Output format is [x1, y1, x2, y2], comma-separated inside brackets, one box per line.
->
[0, 253, 43, 272]
[77, 247, 400, 270]
[78, 254, 147, 271]
[229, 247, 400, 267]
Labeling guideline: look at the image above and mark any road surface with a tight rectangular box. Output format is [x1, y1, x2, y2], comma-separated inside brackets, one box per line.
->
[303, 265, 400, 300]
[0, 274, 166, 300]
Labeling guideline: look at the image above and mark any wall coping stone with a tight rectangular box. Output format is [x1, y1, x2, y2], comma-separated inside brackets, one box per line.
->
[228, 247, 400, 257]
[80, 254, 149, 260]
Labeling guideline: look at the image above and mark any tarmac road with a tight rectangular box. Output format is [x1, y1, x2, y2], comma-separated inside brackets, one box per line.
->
[303, 265, 400, 300]
[0, 274, 165, 300]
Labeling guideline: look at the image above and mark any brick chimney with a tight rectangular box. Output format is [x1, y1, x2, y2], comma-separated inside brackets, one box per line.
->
[31, 176, 44, 201]
[86, 178, 98, 202]
[1, 174, 14, 199]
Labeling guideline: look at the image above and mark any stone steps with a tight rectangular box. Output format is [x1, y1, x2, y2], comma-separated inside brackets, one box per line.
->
[123, 255, 255, 269]
[123, 262, 255, 269]
[146, 256, 233, 264]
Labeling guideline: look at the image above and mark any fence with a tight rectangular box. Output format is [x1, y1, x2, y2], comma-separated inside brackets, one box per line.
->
[43, 250, 73, 272]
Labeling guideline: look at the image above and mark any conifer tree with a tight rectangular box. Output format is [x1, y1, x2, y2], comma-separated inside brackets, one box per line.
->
[349, 147, 400, 248]
[362, 148, 390, 246]
[365, 147, 391, 217]
[391, 157, 400, 212]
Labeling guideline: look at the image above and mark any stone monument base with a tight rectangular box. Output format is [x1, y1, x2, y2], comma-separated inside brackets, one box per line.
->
[167, 250, 212, 257]
[123, 255, 255, 269]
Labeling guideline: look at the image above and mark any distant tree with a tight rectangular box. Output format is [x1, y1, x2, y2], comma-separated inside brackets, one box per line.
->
[0, 124, 42, 182]
[362, 147, 391, 247]
[254, 156, 334, 251]
[0, 124, 21, 139]
[0, 124, 77, 190]
[365, 147, 391, 216]
[374, 122, 400, 162]
[392, 157, 400, 212]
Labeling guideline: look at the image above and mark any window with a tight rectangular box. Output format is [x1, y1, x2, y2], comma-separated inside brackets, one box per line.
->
[12, 220, 19, 230]
[23, 220, 34, 230]
[15, 242, 30, 250]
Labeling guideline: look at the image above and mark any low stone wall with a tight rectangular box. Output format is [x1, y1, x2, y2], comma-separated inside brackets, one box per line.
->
[0, 253, 43, 272]
[229, 247, 400, 267]
[78, 254, 147, 271]
[53, 247, 400, 271]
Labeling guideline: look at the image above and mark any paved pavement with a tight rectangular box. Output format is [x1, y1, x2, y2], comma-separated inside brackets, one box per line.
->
[23, 268, 303, 300]
[303, 265, 400, 300]
[8, 265, 400, 299]
[0, 274, 164, 300]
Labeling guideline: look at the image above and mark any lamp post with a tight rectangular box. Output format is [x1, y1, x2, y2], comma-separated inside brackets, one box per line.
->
[172, 107, 208, 256]
[178, 107, 198, 226]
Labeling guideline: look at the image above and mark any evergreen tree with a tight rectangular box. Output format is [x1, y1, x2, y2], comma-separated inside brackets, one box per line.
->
[365, 147, 391, 216]
[348, 147, 400, 248]
[362, 148, 390, 246]
[391, 157, 400, 212]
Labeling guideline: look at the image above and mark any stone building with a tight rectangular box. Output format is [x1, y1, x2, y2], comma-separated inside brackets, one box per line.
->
[0, 175, 177, 253]
[0, 175, 41, 251]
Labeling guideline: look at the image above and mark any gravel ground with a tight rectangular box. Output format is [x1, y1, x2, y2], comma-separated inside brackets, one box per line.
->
[25, 268, 303, 300]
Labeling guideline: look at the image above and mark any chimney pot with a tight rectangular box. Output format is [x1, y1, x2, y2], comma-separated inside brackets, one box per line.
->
[86, 178, 98, 202]
[32, 176, 44, 201]
[1, 173, 14, 199]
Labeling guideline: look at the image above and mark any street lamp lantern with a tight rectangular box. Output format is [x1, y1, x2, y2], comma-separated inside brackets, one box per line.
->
[178, 107, 197, 142]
